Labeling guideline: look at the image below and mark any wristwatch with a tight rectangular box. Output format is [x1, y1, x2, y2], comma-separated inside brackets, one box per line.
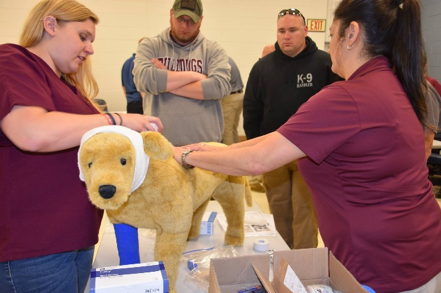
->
[181, 149, 194, 169]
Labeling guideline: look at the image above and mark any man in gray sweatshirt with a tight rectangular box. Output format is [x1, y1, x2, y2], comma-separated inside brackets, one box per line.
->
[133, 0, 231, 146]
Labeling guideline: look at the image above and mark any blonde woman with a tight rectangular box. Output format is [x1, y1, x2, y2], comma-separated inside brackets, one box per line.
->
[0, 0, 162, 292]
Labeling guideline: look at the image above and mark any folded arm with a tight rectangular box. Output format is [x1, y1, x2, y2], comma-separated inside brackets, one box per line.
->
[165, 70, 206, 100]
[134, 39, 231, 101]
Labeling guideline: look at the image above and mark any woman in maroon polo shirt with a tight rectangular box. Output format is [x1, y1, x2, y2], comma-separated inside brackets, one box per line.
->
[173, 0, 441, 292]
[0, 0, 162, 292]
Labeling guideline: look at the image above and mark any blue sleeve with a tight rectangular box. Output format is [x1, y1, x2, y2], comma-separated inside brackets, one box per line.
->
[113, 223, 140, 265]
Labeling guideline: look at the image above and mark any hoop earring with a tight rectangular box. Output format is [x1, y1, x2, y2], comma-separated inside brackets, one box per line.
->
[346, 44, 353, 50]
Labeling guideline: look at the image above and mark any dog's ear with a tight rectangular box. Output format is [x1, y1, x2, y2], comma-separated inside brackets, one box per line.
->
[140, 131, 173, 161]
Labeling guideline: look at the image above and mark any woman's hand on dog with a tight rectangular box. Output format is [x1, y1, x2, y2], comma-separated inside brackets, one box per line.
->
[173, 143, 219, 167]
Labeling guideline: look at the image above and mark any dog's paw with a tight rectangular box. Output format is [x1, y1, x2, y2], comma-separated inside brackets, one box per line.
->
[224, 233, 244, 246]
[187, 233, 200, 240]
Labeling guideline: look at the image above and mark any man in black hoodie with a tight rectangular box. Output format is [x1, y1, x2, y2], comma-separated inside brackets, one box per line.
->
[243, 8, 341, 249]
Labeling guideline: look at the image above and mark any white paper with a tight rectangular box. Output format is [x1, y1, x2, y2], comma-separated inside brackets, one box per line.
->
[216, 211, 277, 237]
[284, 264, 308, 293]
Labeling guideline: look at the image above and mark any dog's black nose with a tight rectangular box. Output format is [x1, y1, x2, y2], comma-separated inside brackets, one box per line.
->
[99, 185, 116, 199]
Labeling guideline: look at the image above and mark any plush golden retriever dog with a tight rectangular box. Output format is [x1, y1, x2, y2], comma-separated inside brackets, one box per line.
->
[78, 126, 252, 293]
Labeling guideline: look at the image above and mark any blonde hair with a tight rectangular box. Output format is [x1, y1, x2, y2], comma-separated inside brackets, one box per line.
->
[19, 0, 100, 101]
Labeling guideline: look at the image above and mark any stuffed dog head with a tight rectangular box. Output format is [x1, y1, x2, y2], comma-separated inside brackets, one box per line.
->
[78, 126, 171, 210]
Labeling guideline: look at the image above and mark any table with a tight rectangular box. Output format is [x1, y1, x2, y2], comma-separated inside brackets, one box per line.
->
[86, 200, 289, 292]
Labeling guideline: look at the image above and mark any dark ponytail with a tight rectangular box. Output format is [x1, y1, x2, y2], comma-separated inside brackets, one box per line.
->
[392, 0, 426, 122]
[334, 0, 427, 122]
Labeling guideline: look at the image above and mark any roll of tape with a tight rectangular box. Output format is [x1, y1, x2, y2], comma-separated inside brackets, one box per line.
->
[253, 238, 270, 252]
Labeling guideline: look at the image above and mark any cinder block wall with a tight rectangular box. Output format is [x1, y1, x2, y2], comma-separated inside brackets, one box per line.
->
[3, 1, 439, 137]
[0, 0, 328, 137]
[422, 0, 441, 81]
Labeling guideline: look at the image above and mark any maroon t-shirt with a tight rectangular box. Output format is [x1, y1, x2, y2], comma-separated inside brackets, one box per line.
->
[278, 57, 441, 293]
[0, 44, 103, 262]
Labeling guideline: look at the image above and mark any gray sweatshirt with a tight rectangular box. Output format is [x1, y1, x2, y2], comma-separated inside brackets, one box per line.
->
[133, 28, 231, 146]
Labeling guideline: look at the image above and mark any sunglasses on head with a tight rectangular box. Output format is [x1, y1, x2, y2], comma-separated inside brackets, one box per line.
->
[278, 8, 306, 24]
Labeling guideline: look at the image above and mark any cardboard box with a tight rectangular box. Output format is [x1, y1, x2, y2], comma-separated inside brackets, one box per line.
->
[90, 261, 169, 293]
[200, 211, 217, 235]
[208, 247, 368, 293]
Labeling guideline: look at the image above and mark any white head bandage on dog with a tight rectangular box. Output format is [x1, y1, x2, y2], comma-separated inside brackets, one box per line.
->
[78, 125, 149, 194]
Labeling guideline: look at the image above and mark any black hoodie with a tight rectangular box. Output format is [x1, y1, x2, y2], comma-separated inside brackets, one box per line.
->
[243, 37, 341, 139]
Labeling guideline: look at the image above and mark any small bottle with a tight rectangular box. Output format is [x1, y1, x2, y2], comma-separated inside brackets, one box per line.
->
[267, 249, 275, 282]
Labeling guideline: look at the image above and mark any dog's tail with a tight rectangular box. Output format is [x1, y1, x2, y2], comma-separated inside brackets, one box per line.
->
[244, 178, 253, 207]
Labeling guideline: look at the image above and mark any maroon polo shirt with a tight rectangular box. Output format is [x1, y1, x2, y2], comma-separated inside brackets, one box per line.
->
[0, 44, 103, 262]
[278, 57, 441, 293]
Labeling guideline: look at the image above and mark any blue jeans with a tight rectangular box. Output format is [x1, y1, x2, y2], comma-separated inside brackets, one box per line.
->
[0, 246, 94, 293]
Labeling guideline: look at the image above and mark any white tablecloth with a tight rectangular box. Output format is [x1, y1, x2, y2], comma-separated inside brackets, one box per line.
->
[86, 200, 289, 293]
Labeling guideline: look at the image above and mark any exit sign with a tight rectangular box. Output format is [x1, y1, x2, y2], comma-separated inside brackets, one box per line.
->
[307, 19, 326, 32]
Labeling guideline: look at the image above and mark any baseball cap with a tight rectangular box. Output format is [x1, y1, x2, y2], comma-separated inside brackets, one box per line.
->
[172, 0, 203, 23]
